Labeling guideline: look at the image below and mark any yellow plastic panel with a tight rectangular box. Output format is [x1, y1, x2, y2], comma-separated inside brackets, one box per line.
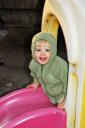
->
[80, 70, 85, 128]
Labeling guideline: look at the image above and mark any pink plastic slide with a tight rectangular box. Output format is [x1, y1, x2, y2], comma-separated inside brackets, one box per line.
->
[0, 86, 66, 128]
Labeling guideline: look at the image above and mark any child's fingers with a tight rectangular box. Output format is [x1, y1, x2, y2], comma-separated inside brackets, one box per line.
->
[33, 84, 39, 91]
[26, 84, 34, 88]
[57, 100, 65, 110]
[26, 84, 38, 91]
[57, 104, 65, 110]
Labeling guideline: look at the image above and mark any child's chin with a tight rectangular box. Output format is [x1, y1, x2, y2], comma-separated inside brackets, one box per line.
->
[39, 61, 48, 65]
[36, 59, 49, 65]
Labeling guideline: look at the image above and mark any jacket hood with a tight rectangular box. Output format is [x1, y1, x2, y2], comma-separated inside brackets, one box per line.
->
[31, 32, 57, 65]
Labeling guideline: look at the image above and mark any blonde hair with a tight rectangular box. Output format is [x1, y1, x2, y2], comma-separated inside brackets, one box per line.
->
[35, 39, 50, 48]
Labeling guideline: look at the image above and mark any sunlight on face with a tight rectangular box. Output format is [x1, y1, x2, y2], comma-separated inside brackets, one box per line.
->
[34, 40, 51, 65]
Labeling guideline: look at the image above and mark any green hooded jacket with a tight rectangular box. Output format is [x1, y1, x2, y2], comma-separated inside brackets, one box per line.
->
[29, 32, 68, 104]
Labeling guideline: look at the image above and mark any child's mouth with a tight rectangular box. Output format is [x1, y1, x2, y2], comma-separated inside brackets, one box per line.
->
[39, 57, 47, 61]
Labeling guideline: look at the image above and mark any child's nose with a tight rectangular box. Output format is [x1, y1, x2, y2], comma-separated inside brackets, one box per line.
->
[41, 51, 45, 55]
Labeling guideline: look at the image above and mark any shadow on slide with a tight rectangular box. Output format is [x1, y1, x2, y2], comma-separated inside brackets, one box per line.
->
[0, 86, 66, 128]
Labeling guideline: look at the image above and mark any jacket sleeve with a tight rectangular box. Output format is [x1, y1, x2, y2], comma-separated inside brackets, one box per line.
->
[29, 59, 38, 78]
[61, 62, 68, 100]
[52, 56, 68, 100]
[29, 59, 40, 79]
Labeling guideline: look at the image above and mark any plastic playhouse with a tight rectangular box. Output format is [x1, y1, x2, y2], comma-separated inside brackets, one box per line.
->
[0, 0, 85, 128]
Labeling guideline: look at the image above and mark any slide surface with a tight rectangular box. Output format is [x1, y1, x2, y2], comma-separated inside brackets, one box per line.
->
[0, 86, 66, 128]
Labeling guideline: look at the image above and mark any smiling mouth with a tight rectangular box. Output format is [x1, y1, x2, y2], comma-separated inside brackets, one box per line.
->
[39, 57, 47, 61]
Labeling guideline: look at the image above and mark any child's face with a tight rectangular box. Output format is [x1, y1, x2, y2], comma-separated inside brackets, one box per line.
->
[34, 40, 51, 65]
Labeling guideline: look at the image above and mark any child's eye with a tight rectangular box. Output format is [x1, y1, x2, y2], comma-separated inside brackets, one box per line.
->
[45, 49, 50, 52]
[35, 49, 41, 51]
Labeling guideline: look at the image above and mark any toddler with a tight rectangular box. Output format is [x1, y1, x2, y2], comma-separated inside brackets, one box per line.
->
[28, 32, 68, 109]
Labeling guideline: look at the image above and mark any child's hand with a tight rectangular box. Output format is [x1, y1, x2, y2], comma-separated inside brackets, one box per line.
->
[57, 99, 65, 110]
[26, 83, 39, 91]
[32, 83, 39, 91]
